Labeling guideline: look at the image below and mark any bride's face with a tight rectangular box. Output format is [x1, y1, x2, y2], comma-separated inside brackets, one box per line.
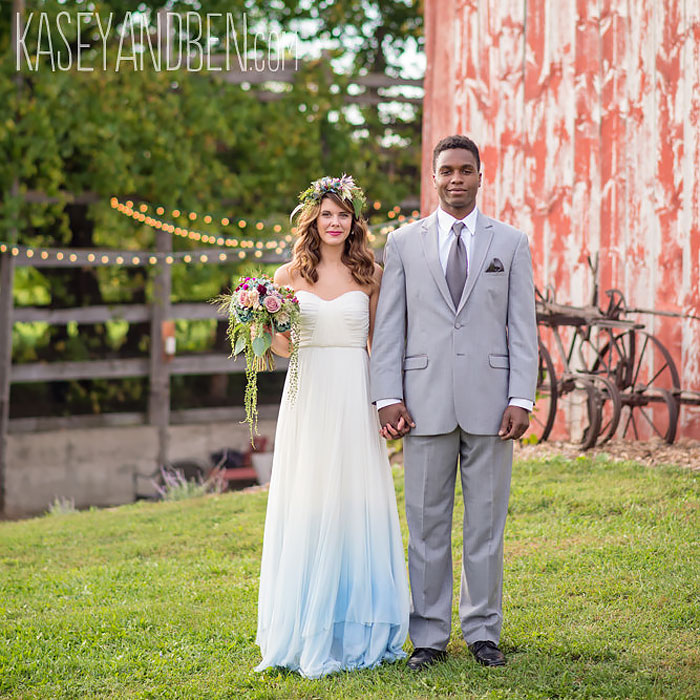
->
[316, 197, 353, 247]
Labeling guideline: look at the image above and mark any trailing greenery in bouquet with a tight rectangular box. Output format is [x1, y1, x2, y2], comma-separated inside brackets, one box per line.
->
[214, 275, 300, 442]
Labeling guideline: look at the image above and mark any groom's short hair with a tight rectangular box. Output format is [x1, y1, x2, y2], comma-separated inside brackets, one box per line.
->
[432, 135, 481, 173]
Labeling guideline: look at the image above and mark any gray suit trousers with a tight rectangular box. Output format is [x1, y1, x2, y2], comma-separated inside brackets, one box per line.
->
[403, 429, 513, 650]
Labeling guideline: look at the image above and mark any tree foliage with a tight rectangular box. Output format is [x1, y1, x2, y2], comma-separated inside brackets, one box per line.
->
[1, 0, 423, 415]
[1, 0, 423, 235]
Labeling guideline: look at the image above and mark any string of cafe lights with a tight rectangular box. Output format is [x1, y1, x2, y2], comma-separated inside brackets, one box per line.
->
[109, 197, 420, 247]
[110, 197, 291, 253]
[0, 199, 420, 267]
[0, 241, 271, 266]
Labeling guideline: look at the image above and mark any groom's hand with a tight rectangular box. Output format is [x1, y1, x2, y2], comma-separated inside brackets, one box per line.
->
[378, 402, 415, 439]
[498, 406, 529, 440]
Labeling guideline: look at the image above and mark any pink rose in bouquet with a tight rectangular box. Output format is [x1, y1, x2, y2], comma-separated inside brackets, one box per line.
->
[238, 289, 252, 307]
[264, 294, 282, 313]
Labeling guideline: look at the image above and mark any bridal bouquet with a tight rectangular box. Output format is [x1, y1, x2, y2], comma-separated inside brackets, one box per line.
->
[214, 275, 300, 443]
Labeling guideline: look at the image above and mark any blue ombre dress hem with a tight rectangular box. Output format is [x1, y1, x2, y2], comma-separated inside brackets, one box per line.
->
[256, 621, 407, 679]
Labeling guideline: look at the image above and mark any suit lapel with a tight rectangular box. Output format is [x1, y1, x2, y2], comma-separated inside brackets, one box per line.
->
[456, 212, 494, 315]
[420, 212, 455, 311]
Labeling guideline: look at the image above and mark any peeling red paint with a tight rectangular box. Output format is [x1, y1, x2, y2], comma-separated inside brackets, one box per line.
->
[422, 0, 700, 438]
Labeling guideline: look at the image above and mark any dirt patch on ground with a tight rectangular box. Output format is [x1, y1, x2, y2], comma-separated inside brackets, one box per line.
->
[514, 438, 700, 470]
[242, 439, 699, 494]
[388, 438, 700, 471]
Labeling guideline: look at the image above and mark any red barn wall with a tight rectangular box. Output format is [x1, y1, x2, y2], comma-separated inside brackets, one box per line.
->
[422, 0, 700, 438]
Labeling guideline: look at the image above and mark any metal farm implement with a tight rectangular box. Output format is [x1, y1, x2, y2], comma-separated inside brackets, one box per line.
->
[531, 265, 700, 450]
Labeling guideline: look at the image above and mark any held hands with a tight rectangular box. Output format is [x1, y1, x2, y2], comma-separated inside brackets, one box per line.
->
[498, 406, 529, 440]
[378, 402, 415, 440]
[378, 404, 528, 440]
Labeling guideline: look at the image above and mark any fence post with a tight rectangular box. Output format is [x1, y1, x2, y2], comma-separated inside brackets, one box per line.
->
[0, 252, 15, 514]
[148, 231, 172, 469]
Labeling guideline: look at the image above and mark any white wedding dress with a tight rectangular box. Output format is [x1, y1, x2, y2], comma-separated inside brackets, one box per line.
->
[255, 290, 409, 678]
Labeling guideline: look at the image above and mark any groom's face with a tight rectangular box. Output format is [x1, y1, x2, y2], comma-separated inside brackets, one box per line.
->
[432, 148, 481, 217]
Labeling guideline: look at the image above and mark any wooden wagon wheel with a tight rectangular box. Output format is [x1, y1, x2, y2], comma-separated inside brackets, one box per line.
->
[592, 329, 681, 443]
[557, 374, 603, 450]
[620, 387, 679, 443]
[529, 338, 558, 442]
[584, 374, 622, 445]
[618, 330, 680, 443]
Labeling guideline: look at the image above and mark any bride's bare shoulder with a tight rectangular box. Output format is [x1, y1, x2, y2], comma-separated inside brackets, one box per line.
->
[274, 263, 295, 287]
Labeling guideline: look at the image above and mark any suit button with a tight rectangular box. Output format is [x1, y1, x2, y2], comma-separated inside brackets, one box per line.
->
[454, 322, 462, 329]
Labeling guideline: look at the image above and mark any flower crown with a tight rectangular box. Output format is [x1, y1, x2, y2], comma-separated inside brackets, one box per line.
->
[291, 174, 367, 220]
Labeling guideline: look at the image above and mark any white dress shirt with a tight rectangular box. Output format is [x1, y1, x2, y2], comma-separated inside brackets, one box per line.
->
[376, 207, 533, 413]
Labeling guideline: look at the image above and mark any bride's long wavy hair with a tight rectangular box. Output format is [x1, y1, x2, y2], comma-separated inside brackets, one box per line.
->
[290, 192, 376, 287]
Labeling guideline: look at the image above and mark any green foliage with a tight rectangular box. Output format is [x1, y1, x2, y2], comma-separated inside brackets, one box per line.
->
[2, 0, 422, 237]
[519, 432, 539, 446]
[0, 459, 698, 698]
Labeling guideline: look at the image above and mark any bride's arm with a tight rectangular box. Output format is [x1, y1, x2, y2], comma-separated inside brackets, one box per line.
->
[270, 329, 292, 358]
[269, 264, 293, 358]
[367, 263, 384, 355]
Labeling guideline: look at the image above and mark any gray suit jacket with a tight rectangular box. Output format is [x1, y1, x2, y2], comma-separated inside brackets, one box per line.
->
[369, 210, 538, 436]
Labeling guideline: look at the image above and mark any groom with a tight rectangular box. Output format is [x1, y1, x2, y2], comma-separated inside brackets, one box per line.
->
[370, 135, 538, 669]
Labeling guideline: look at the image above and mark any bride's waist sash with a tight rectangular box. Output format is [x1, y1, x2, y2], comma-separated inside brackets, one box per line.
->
[298, 343, 367, 350]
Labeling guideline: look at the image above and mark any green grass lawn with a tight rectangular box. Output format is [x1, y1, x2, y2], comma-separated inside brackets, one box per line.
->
[1, 455, 698, 699]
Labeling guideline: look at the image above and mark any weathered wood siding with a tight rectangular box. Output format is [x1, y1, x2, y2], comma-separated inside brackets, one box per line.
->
[422, 0, 700, 437]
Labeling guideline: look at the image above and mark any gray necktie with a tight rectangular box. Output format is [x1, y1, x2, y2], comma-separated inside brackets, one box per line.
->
[445, 221, 467, 306]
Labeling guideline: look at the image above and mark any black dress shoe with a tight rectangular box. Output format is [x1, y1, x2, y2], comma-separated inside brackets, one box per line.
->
[468, 640, 506, 667]
[406, 647, 448, 670]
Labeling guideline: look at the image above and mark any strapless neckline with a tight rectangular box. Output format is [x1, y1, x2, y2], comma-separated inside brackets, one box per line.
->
[295, 289, 369, 303]
[295, 288, 369, 349]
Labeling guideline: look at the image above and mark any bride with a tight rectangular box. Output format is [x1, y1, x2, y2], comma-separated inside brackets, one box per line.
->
[255, 175, 410, 678]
